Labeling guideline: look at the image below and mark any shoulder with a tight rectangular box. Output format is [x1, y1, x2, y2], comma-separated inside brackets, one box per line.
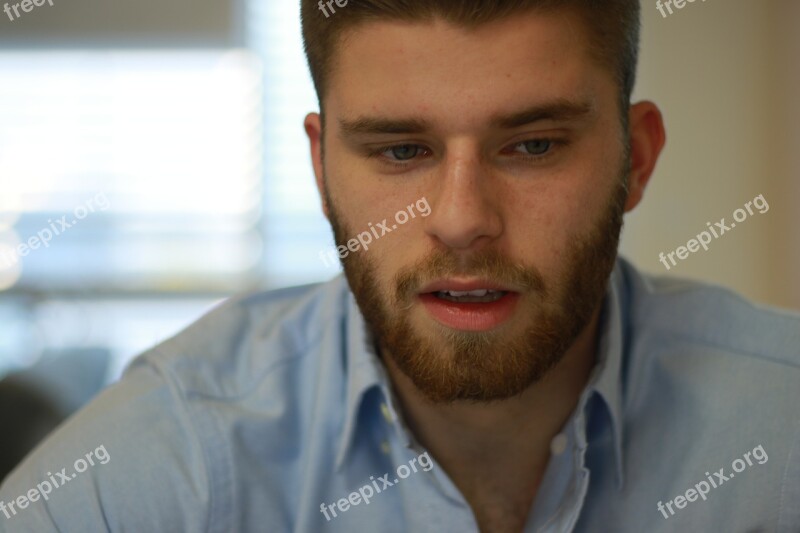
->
[0, 276, 352, 532]
[0, 361, 211, 531]
[617, 259, 800, 466]
[134, 276, 350, 398]
[618, 258, 800, 370]
[611, 260, 800, 531]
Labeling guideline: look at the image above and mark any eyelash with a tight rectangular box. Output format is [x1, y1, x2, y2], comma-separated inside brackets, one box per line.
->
[365, 145, 430, 168]
[365, 138, 565, 168]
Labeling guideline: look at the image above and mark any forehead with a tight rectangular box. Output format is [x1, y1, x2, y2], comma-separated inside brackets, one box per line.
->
[325, 10, 614, 130]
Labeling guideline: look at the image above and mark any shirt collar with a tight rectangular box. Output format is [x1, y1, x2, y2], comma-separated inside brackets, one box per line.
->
[335, 284, 387, 471]
[334, 260, 628, 482]
[586, 260, 627, 489]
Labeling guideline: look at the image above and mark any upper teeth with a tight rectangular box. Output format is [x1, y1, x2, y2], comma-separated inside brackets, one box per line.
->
[444, 290, 492, 297]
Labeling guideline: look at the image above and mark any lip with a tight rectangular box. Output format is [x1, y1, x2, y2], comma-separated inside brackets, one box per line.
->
[417, 278, 521, 332]
[418, 278, 517, 294]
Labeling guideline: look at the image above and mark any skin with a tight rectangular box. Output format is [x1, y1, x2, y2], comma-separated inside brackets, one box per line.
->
[304, 9, 665, 532]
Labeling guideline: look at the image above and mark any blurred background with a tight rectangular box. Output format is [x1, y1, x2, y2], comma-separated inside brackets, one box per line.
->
[0, 0, 798, 480]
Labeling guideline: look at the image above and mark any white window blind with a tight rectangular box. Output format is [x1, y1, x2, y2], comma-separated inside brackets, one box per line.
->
[0, 50, 263, 292]
[247, 0, 341, 287]
[0, 1, 340, 380]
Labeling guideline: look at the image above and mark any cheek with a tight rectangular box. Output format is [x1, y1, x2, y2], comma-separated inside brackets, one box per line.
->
[511, 180, 585, 249]
[329, 193, 431, 274]
[508, 163, 617, 275]
[326, 145, 409, 221]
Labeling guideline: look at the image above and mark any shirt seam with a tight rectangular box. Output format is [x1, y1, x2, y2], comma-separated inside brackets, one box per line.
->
[176, 305, 339, 404]
[143, 350, 217, 533]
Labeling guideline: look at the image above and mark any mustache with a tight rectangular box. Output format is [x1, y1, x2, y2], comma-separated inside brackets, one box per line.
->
[394, 248, 546, 304]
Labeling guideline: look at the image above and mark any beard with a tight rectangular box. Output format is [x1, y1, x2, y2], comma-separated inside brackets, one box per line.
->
[324, 167, 628, 404]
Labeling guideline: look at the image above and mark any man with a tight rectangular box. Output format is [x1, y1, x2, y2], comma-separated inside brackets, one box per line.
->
[1, 1, 798, 531]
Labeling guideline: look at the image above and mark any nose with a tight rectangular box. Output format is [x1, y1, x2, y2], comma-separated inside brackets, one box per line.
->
[423, 143, 503, 251]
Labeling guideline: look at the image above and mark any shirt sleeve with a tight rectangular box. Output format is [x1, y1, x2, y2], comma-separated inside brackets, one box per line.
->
[0, 357, 214, 533]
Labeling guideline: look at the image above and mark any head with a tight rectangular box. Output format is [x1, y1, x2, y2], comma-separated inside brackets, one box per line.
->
[302, 0, 665, 403]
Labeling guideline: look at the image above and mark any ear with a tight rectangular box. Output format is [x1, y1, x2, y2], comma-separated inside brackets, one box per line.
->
[624, 101, 666, 213]
[304, 112, 330, 219]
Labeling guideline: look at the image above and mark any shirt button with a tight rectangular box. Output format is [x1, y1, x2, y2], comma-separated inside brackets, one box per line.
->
[550, 433, 568, 456]
[380, 402, 394, 423]
[380, 441, 391, 454]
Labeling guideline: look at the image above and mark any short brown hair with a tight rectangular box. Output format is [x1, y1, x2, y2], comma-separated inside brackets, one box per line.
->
[300, 0, 640, 119]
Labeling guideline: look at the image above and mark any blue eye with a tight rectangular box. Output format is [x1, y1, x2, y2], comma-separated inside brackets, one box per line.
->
[514, 139, 552, 155]
[366, 143, 431, 169]
[386, 145, 421, 161]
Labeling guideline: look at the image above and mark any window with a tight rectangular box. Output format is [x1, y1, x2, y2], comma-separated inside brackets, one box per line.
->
[0, 50, 263, 293]
[0, 2, 337, 379]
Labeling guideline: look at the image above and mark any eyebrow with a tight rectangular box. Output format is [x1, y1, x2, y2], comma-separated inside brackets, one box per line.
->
[338, 117, 432, 137]
[491, 99, 595, 129]
[337, 98, 595, 138]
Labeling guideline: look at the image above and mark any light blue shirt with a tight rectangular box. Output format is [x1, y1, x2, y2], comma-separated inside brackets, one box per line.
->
[1, 258, 799, 532]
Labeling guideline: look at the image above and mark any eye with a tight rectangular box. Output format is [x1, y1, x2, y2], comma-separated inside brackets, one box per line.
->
[385, 144, 423, 161]
[512, 139, 552, 156]
[366, 143, 430, 166]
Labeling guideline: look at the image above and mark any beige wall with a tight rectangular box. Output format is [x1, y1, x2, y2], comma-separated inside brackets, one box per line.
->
[620, 0, 799, 310]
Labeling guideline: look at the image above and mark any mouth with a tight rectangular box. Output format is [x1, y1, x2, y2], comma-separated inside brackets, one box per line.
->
[417, 279, 521, 331]
[431, 289, 507, 303]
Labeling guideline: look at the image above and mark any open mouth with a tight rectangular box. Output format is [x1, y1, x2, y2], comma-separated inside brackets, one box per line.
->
[431, 289, 508, 303]
[418, 282, 520, 331]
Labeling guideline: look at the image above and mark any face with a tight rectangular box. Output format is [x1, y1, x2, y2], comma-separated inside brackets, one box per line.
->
[311, 10, 631, 403]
